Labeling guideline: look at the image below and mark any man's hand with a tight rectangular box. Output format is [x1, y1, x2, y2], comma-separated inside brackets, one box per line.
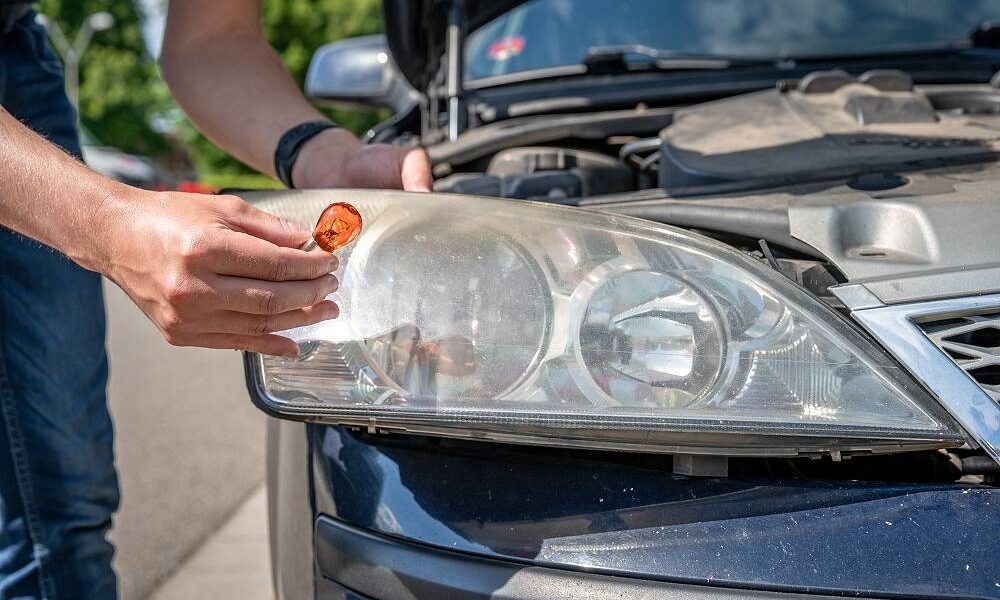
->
[291, 128, 433, 192]
[2, 107, 337, 358]
[97, 190, 339, 358]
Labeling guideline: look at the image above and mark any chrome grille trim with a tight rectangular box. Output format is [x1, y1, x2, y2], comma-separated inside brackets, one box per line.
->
[919, 313, 1000, 401]
[852, 293, 1000, 464]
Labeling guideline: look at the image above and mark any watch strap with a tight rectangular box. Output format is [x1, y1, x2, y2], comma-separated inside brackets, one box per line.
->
[273, 121, 339, 188]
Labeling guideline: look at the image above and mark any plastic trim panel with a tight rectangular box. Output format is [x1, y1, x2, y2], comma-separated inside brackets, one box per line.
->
[314, 516, 880, 600]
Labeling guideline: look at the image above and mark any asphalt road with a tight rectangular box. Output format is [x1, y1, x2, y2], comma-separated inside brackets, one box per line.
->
[103, 281, 268, 599]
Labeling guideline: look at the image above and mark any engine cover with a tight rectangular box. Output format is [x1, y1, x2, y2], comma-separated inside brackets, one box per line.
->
[658, 74, 1000, 189]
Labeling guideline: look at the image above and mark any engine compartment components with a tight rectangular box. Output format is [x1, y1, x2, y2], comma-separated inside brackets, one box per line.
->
[435, 147, 635, 200]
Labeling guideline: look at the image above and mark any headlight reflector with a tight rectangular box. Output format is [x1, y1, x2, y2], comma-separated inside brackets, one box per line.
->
[579, 271, 724, 406]
[350, 215, 550, 402]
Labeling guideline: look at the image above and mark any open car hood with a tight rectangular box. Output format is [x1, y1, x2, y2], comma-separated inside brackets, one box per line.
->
[383, 0, 528, 89]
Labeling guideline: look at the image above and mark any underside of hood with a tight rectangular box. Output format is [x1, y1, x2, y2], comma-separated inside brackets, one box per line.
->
[382, 0, 527, 89]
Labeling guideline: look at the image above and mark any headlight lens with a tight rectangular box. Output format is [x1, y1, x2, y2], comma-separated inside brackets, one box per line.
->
[245, 190, 963, 455]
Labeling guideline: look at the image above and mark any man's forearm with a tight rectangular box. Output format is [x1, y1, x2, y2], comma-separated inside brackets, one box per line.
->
[160, 0, 432, 192]
[0, 107, 125, 271]
[160, 1, 362, 180]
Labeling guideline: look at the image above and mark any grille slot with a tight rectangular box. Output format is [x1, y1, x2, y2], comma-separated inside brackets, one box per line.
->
[920, 312, 1000, 401]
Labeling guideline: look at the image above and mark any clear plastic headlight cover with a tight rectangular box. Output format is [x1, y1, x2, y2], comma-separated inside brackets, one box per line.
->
[244, 190, 964, 455]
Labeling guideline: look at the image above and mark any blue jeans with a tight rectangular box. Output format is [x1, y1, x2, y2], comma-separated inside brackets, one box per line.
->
[0, 11, 118, 600]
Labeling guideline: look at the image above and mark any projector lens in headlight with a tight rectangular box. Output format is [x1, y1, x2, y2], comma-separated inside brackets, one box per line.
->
[580, 271, 723, 406]
[244, 190, 964, 455]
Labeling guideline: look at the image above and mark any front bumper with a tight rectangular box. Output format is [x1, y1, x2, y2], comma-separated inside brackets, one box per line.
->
[315, 516, 887, 600]
[308, 426, 1000, 600]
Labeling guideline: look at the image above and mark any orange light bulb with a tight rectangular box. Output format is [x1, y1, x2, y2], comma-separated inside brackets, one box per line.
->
[312, 202, 362, 252]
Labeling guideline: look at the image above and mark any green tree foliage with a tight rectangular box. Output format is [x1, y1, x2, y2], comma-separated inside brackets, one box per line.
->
[37, 0, 172, 156]
[41, 0, 386, 184]
[179, 0, 387, 180]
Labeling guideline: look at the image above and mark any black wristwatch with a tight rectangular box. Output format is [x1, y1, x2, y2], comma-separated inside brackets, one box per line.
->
[273, 121, 339, 188]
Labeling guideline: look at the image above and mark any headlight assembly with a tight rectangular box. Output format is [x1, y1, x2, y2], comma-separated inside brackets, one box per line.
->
[243, 190, 964, 457]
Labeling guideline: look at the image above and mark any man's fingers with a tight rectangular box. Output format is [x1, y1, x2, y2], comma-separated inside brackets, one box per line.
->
[184, 332, 302, 358]
[209, 301, 340, 336]
[216, 274, 339, 314]
[401, 147, 433, 192]
[226, 198, 313, 248]
[209, 230, 337, 281]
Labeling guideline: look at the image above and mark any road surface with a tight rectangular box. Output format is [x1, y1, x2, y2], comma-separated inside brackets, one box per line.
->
[104, 281, 268, 599]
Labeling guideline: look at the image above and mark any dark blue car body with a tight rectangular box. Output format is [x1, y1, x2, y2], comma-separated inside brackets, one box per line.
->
[262, 419, 1000, 599]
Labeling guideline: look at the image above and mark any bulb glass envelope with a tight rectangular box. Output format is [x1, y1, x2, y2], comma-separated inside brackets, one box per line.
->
[244, 190, 965, 456]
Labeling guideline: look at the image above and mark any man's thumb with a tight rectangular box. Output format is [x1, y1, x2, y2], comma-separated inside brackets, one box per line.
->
[401, 147, 433, 193]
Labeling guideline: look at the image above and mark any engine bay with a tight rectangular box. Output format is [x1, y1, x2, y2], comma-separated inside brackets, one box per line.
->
[435, 71, 1000, 201]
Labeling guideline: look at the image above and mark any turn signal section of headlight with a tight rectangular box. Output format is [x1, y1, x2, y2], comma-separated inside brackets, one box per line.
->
[243, 190, 965, 457]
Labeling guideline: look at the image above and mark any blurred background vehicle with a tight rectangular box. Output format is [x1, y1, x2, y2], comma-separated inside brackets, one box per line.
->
[79, 126, 161, 187]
